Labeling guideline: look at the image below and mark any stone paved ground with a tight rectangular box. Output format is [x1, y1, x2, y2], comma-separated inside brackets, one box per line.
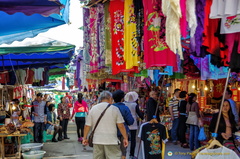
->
[42, 122, 192, 159]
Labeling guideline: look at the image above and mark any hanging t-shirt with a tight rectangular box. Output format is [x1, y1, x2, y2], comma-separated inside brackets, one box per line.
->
[143, 0, 177, 69]
[141, 123, 167, 159]
[195, 146, 239, 159]
[124, 0, 139, 69]
[16, 69, 26, 85]
[221, 14, 240, 34]
[34, 68, 44, 81]
[210, 0, 240, 19]
[25, 69, 34, 84]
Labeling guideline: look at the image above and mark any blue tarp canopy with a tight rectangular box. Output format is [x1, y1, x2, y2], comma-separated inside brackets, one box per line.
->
[0, 40, 75, 71]
[0, 0, 69, 45]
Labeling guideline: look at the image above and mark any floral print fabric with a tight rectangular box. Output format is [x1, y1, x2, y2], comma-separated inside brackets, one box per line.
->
[143, 0, 177, 69]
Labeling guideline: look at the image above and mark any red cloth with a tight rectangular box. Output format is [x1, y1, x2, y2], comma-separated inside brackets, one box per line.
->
[62, 77, 65, 90]
[110, 0, 136, 75]
[202, 0, 228, 65]
[72, 100, 88, 116]
[143, 0, 177, 69]
[213, 79, 226, 98]
[0, 72, 9, 84]
[25, 69, 34, 84]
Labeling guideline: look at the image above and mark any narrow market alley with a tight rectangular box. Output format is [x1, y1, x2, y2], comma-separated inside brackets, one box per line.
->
[43, 122, 192, 159]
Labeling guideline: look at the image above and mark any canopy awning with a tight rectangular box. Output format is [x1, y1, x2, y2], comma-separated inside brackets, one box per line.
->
[0, 40, 75, 70]
[0, 0, 69, 45]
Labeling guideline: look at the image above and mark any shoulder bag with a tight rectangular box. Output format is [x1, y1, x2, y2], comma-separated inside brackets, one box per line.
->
[88, 104, 111, 147]
[186, 103, 199, 125]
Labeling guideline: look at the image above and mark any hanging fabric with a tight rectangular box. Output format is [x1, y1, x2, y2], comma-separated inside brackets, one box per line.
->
[104, 1, 112, 66]
[142, 0, 177, 69]
[97, 4, 106, 70]
[162, 0, 183, 59]
[110, 0, 136, 75]
[83, 8, 91, 73]
[89, 7, 99, 73]
[123, 0, 139, 69]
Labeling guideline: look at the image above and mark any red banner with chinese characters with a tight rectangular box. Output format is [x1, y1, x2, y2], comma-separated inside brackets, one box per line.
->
[213, 79, 226, 98]
[232, 89, 238, 102]
[199, 96, 206, 111]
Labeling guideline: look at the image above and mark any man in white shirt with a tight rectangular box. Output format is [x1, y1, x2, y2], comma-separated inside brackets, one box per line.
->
[225, 88, 239, 125]
[83, 91, 128, 159]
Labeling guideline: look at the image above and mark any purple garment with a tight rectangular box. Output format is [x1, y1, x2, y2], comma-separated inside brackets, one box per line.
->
[195, 0, 206, 56]
[97, 4, 106, 70]
[83, 8, 91, 72]
[0, 0, 63, 16]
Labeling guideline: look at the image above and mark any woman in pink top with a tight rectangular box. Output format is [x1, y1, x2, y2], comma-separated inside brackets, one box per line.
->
[71, 93, 88, 142]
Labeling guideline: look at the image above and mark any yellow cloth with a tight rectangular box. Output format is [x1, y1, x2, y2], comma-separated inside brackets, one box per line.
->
[124, 0, 139, 69]
[161, 127, 169, 159]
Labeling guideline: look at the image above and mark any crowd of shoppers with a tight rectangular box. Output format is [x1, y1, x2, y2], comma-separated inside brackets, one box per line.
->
[27, 86, 239, 158]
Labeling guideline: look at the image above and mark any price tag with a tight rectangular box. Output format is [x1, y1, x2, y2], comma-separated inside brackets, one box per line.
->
[63, 111, 66, 114]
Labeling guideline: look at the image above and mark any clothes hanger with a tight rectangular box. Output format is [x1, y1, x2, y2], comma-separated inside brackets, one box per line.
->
[149, 116, 158, 127]
[206, 139, 222, 149]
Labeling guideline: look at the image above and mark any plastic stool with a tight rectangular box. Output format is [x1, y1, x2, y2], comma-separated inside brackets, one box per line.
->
[43, 131, 53, 142]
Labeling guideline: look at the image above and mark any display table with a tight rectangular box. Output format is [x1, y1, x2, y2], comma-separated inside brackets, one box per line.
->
[0, 134, 27, 159]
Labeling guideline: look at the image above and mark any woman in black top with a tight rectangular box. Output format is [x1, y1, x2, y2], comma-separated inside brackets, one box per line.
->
[209, 99, 237, 144]
[178, 91, 189, 148]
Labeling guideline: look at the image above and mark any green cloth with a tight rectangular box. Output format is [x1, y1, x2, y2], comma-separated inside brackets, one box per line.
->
[170, 72, 185, 79]
[0, 45, 75, 55]
[75, 112, 86, 117]
[134, 69, 148, 77]
[104, 1, 112, 67]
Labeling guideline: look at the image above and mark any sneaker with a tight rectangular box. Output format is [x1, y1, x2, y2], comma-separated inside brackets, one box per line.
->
[52, 138, 58, 142]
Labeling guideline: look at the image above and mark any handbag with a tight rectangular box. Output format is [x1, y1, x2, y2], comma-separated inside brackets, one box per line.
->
[186, 103, 198, 125]
[88, 104, 111, 147]
[198, 127, 206, 141]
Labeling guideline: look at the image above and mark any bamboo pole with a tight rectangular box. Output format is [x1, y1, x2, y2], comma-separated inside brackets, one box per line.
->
[214, 68, 231, 138]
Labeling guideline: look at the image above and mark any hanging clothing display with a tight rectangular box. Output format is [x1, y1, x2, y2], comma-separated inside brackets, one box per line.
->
[104, 1, 112, 66]
[83, 8, 91, 72]
[183, 50, 200, 78]
[186, 0, 197, 38]
[25, 69, 34, 84]
[110, 0, 135, 75]
[0, 71, 9, 84]
[180, 0, 187, 38]
[133, 0, 144, 65]
[143, 0, 177, 69]
[89, 7, 99, 73]
[162, 0, 183, 59]
[193, 0, 206, 56]
[221, 14, 240, 34]
[16, 69, 26, 85]
[209, 0, 240, 19]
[195, 146, 239, 159]
[138, 122, 168, 159]
[34, 68, 44, 81]
[124, 0, 139, 69]
[97, 4, 106, 70]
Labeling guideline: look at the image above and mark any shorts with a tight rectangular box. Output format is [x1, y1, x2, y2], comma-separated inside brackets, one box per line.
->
[93, 144, 121, 159]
